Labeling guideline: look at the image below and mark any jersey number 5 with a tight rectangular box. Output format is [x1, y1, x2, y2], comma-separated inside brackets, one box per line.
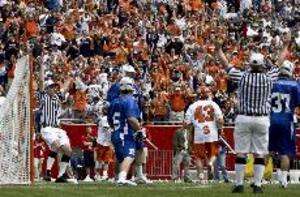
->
[113, 112, 121, 130]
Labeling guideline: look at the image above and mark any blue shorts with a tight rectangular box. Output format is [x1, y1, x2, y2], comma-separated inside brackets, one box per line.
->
[269, 122, 296, 156]
[83, 150, 95, 168]
[111, 131, 136, 162]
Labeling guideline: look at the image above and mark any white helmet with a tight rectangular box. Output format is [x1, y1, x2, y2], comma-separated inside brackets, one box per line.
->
[249, 52, 265, 66]
[280, 60, 294, 77]
[295, 37, 300, 48]
[119, 77, 135, 92]
[121, 64, 136, 74]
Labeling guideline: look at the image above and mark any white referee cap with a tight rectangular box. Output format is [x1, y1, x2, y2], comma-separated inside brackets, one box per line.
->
[249, 53, 265, 66]
[44, 80, 57, 89]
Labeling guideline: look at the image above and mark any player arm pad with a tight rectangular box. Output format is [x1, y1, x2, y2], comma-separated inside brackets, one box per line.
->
[128, 116, 142, 131]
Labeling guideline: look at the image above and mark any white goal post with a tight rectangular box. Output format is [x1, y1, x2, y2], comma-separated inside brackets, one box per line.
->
[0, 56, 34, 184]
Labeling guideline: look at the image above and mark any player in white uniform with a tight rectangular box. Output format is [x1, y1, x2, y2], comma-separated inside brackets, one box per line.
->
[95, 113, 114, 181]
[185, 86, 224, 181]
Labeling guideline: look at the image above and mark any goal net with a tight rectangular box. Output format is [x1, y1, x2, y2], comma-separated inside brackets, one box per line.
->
[0, 56, 32, 184]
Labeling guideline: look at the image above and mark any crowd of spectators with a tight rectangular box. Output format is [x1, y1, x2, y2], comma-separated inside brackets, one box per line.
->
[0, 0, 299, 125]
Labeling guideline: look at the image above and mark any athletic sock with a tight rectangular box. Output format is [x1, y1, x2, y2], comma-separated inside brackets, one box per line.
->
[277, 169, 282, 183]
[103, 170, 108, 177]
[118, 171, 127, 182]
[254, 158, 265, 187]
[58, 162, 69, 178]
[46, 157, 55, 171]
[235, 157, 246, 186]
[46, 151, 57, 171]
[136, 165, 143, 178]
[235, 164, 245, 186]
[281, 171, 288, 185]
[58, 155, 70, 178]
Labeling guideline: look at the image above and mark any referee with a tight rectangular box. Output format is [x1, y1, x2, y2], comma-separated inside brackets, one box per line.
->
[38, 79, 73, 183]
[216, 37, 290, 193]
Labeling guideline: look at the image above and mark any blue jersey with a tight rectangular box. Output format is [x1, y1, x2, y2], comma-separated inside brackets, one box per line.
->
[270, 78, 300, 123]
[108, 94, 140, 139]
[106, 82, 120, 103]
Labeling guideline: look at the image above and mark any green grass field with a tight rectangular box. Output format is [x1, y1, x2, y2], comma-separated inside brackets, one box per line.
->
[0, 182, 299, 197]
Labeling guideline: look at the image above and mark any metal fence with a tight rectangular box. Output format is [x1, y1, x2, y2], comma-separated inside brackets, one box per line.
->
[146, 150, 173, 179]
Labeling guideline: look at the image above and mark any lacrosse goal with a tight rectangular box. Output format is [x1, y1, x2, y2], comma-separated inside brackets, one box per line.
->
[0, 56, 34, 184]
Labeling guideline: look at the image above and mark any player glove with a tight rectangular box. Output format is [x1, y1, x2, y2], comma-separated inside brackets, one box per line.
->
[134, 128, 147, 142]
[92, 138, 97, 147]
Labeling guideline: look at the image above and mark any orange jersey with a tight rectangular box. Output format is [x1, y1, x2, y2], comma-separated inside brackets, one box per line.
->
[25, 20, 38, 37]
[73, 90, 87, 112]
[169, 92, 186, 112]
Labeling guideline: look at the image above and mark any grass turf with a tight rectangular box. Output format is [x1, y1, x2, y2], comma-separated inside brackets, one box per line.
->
[0, 182, 299, 197]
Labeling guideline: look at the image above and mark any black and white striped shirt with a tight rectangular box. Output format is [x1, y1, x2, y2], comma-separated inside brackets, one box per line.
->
[39, 91, 61, 127]
[228, 66, 279, 115]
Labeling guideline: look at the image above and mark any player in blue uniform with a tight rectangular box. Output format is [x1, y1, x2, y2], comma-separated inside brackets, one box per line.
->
[107, 66, 150, 184]
[108, 77, 144, 186]
[269, 60, 300, 188]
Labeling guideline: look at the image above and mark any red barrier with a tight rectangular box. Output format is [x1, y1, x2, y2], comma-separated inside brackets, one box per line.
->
[44, 123, 300, 179]
[144, 125, 236, 178]
[61, 123, 97, 148]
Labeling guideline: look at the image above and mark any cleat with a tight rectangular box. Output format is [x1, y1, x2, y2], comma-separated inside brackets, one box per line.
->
[43, 170, 52, 182]
[116, 179, 137, 186]
[83, 176, 94, 182]
[67, 178, 78, 184]
[173, 178, 182, 184]
[232, 185, 244, 193]
[101, 175, 109, 181]
[253, 185, 263, 194]
[55, 176, 68, 183]
[135, 176, 153, 184]
[281, 182, 287, 189]
[207, 172, 214, 180]
[183, 177, 193, 183]
[43, 176, 51, 182]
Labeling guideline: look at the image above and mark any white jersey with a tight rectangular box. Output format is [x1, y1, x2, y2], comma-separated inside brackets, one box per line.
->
[185, 100, 223, 143]
[97, 116, 112, 147]
[0, 96, 7, 109]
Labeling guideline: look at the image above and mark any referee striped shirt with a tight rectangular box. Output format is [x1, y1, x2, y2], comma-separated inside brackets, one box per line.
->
[228, 66, 279, 115]
[38, 91, 61, 127]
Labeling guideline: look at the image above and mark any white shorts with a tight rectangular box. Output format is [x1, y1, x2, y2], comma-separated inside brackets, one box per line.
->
[41, 127, 70, 151]
[234, 115, 270, 155]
